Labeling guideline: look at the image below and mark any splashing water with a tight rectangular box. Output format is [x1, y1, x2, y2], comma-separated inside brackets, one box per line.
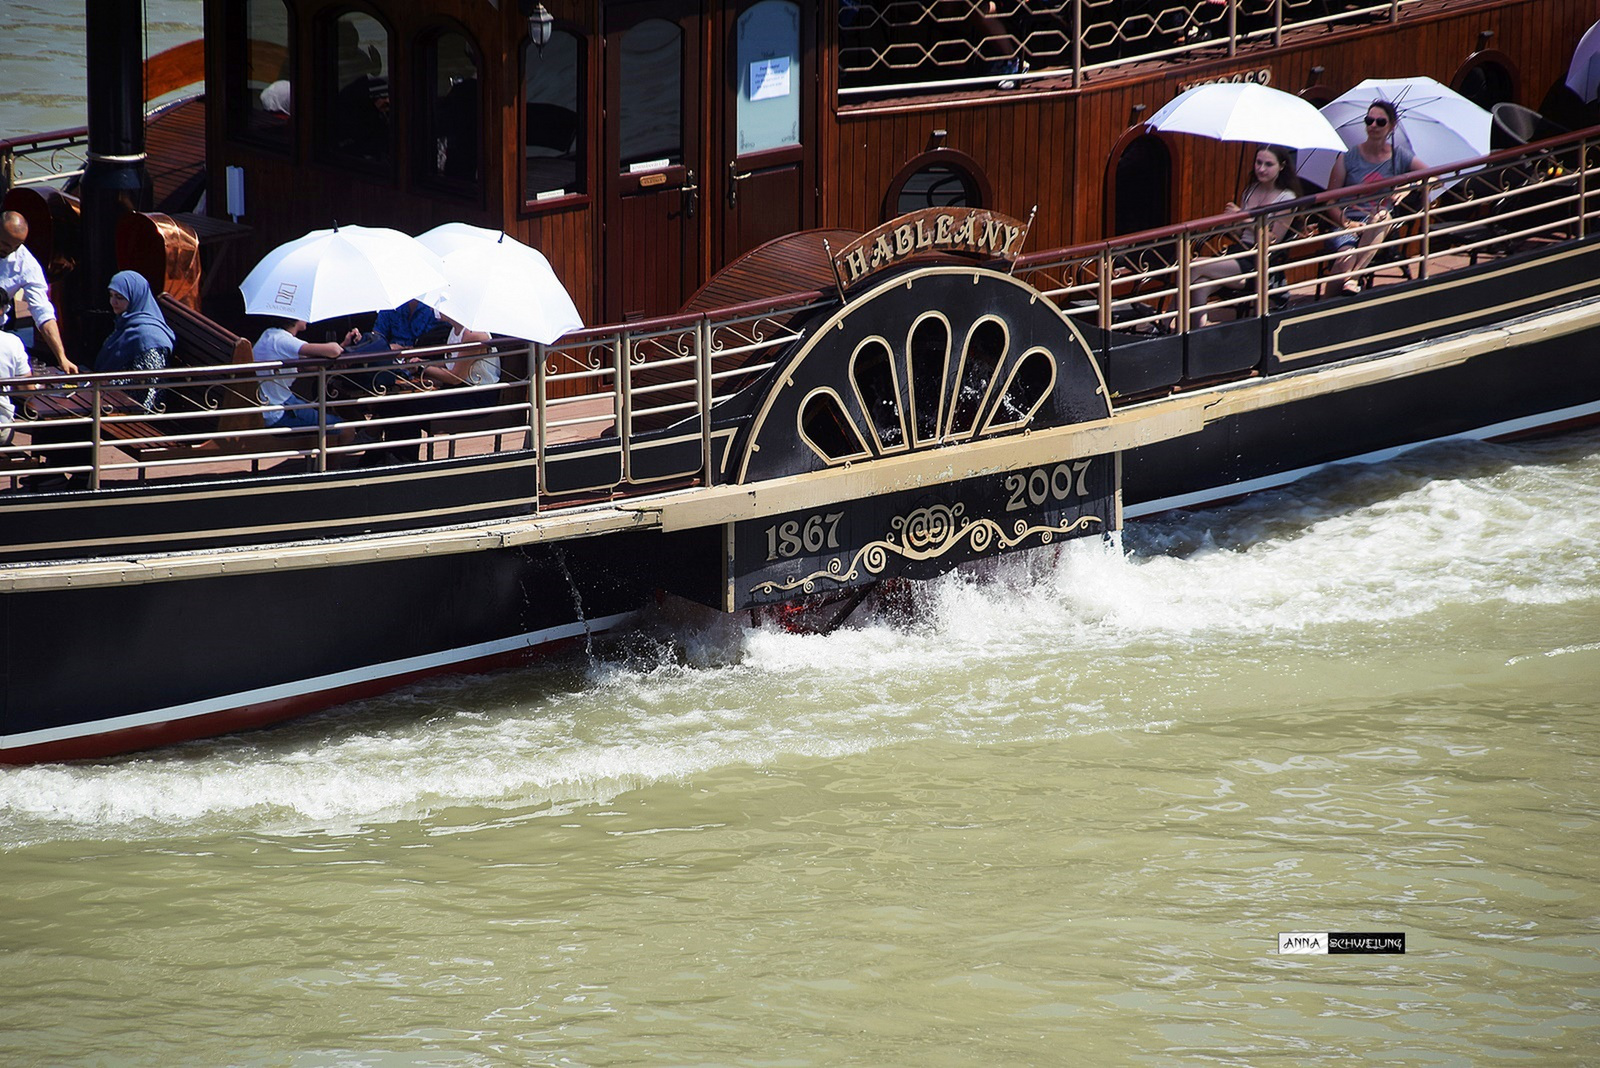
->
[1, 431, 1596, 848]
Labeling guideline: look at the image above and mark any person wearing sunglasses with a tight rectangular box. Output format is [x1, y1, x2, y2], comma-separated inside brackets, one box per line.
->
[1324, 100, 1427, 293]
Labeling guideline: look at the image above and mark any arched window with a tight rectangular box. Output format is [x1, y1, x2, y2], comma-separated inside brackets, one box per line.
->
[524, 28, 584, 204]
[322, 9, 392, 168]
[884, 148, 992, 219]
[417, 27, 481, 190]
[232, 0, 292, 150]
[1106, 131, 1171, 236]
[1452, 52, 1519, 111]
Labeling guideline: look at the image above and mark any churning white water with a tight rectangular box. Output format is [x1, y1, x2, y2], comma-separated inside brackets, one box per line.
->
[4, 432, 1595, 846]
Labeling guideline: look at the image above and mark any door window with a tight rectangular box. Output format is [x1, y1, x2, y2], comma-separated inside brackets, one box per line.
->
[620, 19, 683, 169]
[736, 1, 801, 155]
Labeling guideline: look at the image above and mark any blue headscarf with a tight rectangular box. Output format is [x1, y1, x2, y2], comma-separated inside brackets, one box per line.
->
[95, 270, 175, 374]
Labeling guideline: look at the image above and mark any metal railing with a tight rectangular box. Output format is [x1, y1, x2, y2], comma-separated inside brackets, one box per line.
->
[840, 0, 1422, 97]
[0, 128, 92, 198]
[3, 131, 1596, 505]
[1016, 129, 1599, 338]
[0, 297, 828, 502]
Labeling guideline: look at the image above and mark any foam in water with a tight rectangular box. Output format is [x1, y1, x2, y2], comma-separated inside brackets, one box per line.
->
[2, 432, 1596, 846]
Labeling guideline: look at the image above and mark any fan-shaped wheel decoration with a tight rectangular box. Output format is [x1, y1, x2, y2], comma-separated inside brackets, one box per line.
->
[726, 267, 1119, 610]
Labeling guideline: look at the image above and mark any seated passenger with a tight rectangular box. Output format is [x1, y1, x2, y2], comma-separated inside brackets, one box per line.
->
[252, 318, 360, 441]
[370, 314, 498, 465]
[0, 330, 29, 447]
[1325, 100, 1427, 293]
[358, 298, 443, 350]
[1187, 145, 1301, 329]
[96, 271, 174, 411]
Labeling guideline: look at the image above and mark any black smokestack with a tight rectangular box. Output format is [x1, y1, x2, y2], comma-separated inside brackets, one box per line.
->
[79, 0, 153, 341]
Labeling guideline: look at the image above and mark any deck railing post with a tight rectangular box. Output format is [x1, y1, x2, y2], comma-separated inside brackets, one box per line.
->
[1072, 0, 1083, 87]
[89, 381, 103, 491]
[1254, 215, 1269, 318]
[1273, 0, 1283, 46]
[1419, 176, 1433, 280]
[1581, 135, 1592, 239]
[1176, 238, 1191, 332]
[1097, 247, 1113, 331]
[527, 342, 542, 507]
[0, 148, 12, 199]
[615, 332, 630, 489]
[314, 363, 328, 473]
[534, 342, 549, 499]
[1228, 0, 1238, 56]
[698, 316, 714, 488]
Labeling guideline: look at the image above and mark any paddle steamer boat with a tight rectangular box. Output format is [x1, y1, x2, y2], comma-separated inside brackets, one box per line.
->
[3, 0, 1599, 762]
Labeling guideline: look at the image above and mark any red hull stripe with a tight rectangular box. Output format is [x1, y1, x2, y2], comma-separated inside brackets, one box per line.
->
[1, 611, 634, 764]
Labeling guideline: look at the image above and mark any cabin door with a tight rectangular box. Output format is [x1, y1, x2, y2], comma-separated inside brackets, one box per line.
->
[603, 1, 705, 322]
[714, 1, 814, 268]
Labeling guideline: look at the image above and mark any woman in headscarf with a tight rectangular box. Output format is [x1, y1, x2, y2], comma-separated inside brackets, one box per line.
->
[18, 272, 175, 490]
[96, 270, 175, 410]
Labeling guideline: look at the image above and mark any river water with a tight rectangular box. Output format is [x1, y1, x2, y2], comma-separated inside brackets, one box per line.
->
[4, 8, 1600, 1067]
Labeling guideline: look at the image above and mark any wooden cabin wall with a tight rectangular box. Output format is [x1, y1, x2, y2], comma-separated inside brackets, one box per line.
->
[199, 0, 1592, 333]
[819, 0, 1595, 255]
[203, 0, 604, 327]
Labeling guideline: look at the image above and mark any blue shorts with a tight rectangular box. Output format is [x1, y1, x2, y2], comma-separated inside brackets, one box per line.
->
[266, 405, 341, 429]
[1327, 209, 1375, 251]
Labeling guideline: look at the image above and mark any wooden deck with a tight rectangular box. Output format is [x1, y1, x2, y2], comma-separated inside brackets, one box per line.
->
[144, 96, 207, 213]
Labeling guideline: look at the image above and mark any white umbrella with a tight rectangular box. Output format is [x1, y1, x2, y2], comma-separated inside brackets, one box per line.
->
[240, 224, 447, 322]
[1566, 19, 1600, 102]
[1144, 82, 1348, 152]
[415, 225, 583, 344]
[1297, 77, 1491, 192]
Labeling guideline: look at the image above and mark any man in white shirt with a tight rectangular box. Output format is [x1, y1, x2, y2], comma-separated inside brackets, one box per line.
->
[0, 330, 30, 445]
[0, 211, 77, 374]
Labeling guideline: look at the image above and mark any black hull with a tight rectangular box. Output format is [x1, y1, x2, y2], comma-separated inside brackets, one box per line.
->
[3, 529, 721, 762]
[1126, 318, 1600, 514]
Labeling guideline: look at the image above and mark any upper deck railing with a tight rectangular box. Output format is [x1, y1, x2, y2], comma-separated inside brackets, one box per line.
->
[839, 0, 1427, 97]
[3, 129, 1597, 521]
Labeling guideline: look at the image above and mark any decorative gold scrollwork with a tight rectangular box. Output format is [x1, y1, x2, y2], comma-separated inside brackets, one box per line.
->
[751, 500, 1102, 595]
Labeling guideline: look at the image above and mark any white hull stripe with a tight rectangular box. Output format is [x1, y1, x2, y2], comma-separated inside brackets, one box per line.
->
[1, 611, 636, 751]
[1125, 400, 1600, 518]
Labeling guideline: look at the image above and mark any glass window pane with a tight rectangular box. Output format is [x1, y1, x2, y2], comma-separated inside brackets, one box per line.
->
[896, 165, 975, 214]
[525, 30, 582, 199]
[242, 0, 290, 148]
[424, 32, 478, 183]
[330, 12, 390, 165]
[737, 1, 800, 155]
[620, 19, 682, 168]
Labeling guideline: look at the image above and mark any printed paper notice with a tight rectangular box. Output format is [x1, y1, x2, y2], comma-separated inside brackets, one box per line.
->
[750, 56, 791, 101]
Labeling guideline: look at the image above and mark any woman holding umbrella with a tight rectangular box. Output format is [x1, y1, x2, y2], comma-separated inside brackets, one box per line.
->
[1186, 144, 1303, 329]
[1325, 100, 1427, 293]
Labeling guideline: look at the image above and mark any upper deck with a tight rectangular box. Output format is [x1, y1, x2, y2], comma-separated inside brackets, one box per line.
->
[5, 124, 1600, 570]
[178, 0, 1591, 329]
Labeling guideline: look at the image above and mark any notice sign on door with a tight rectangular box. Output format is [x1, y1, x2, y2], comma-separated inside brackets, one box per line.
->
[749, 56, 791, 101]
